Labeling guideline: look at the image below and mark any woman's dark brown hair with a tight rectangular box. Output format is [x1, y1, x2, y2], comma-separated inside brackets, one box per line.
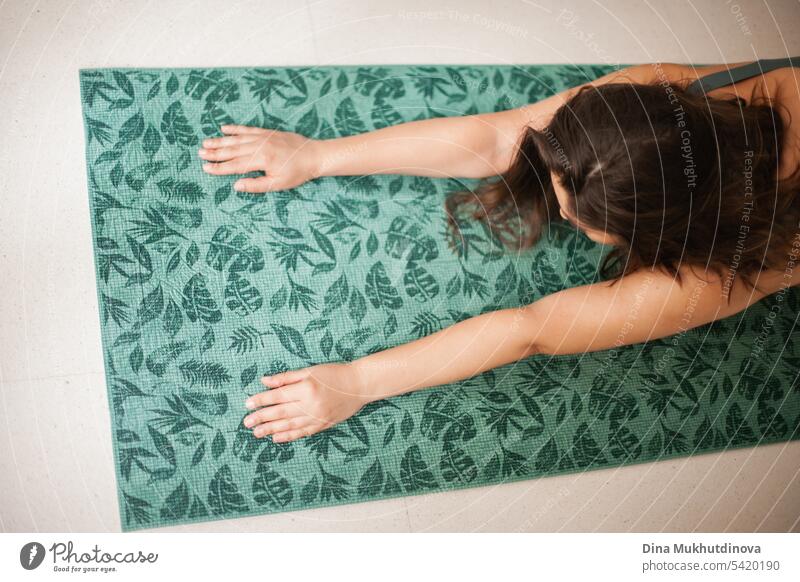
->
[446, 80, 800, 298]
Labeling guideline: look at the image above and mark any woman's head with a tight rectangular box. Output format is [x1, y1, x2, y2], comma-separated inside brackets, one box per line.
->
[550, 169, 620, 246]
[446, 80, 800, 294]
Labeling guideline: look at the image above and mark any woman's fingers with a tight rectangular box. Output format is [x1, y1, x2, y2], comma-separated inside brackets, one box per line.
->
[252, 416, 314, 438]
[198, 143, 258, 162]
[201, 134, 259, 149]
[246, 383, 303, 410]
[202, 157, 262, 175]
[243, 403, 296, 428]
[261, 368, 309, 388]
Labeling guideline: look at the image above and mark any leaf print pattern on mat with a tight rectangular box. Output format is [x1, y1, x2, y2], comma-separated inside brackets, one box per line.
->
[79, 64, 800, 530]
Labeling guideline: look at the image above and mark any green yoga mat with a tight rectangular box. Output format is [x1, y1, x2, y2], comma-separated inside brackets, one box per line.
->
[79, 64, 800, 531]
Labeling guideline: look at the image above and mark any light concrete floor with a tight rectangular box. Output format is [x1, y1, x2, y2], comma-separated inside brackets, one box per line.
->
[1, 0, 799, 533]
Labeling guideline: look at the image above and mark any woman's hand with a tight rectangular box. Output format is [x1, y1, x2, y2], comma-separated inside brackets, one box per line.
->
[243, 362, 372, 443]
[198, 124, 322, 193]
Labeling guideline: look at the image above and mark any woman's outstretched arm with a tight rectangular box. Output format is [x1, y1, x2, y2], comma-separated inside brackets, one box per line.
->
[243, 266, 768, 443]
[198, 65, 660, 192]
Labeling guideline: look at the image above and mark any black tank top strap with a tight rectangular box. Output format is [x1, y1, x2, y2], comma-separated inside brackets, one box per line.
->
[685, 56, 800, 96]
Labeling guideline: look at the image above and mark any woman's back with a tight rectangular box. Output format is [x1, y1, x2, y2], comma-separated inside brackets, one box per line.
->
[660, 59, 800, 181]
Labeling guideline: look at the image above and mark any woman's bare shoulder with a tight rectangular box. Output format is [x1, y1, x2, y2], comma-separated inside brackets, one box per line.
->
[608, 262, 792, 327]
[675, 262, 799, 317]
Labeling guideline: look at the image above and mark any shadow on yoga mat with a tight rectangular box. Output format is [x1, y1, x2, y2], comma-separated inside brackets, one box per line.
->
[78, 64, 800, 530]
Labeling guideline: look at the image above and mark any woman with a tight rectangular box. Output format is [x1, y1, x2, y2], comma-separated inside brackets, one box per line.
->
[197, 58, 800, 443]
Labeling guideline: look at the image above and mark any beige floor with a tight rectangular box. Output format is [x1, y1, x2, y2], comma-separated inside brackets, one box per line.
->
[1, 0, 799, 533]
